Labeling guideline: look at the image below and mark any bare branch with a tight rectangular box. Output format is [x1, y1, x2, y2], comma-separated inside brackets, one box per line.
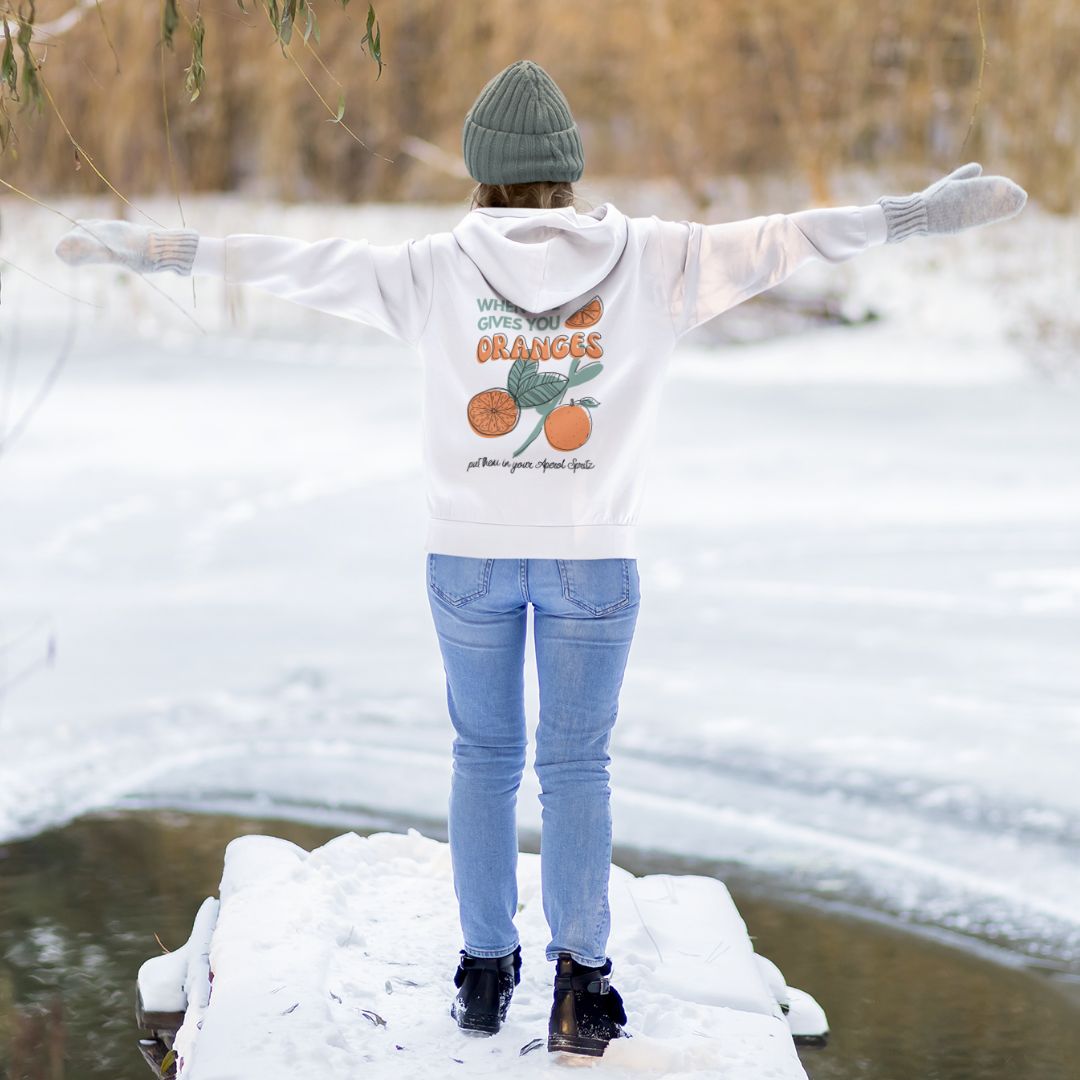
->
[1, 0, 111, 44]
[399, 135, 470, 180]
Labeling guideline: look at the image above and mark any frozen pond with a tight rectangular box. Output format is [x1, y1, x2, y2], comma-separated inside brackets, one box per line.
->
[2, 315, 1078, 973]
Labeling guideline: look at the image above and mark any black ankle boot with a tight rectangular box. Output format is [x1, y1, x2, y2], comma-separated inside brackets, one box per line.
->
[547, 952, 630, 1056]
[450, 945, 522, 1035]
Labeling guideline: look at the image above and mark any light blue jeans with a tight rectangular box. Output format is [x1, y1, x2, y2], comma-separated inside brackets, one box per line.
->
[426, 555, 641, 968]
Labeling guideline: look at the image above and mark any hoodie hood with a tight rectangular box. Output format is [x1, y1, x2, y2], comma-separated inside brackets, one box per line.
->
[451, 201, 629, 315]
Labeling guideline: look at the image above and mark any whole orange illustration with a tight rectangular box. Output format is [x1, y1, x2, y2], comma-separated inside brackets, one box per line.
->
[544, 400, 593, 451]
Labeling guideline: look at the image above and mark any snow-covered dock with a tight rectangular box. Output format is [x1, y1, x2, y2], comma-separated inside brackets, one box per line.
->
[136, 829, 825, 1079]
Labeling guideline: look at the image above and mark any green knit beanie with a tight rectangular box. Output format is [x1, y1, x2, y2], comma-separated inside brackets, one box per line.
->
[462, 59, 584, 184]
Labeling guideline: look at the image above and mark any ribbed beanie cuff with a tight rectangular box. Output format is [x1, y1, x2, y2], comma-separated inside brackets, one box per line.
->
[463, 123, 584, 184]
[876, 193, 929, 244]
[462, 60, 584, 184]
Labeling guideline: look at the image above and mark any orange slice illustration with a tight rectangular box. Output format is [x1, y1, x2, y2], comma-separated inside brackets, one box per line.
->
[564, 295, 603, 329]
[467, 387, 520, 437]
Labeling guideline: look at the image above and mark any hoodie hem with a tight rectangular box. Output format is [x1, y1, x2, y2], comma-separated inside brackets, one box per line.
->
[425, 518, 638, 559]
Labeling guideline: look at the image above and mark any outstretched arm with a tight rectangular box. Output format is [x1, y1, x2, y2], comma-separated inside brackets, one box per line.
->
[652, 202, 887, 338]
[651, 161, 1027, 339]
[54, 220, 435, 347]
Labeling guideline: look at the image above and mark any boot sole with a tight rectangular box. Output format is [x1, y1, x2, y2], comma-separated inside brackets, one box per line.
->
[450, 1002, 505, 1035]
[547, 1033, 609, 1056]
[454, 1017, 501, 1034]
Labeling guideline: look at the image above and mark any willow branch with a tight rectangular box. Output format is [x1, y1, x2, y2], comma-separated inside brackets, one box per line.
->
[1, 0, 111, 44]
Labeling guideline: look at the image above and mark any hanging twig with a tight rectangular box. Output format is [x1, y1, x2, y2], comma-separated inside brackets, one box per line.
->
[0, 253, 104, 308]
[281, 38, 392, 161]
[958, 0, 987, 157]
[301, 27, 342, 89]
[34, 63, 168, 228]
[160, 31, 197, 308]
[93, 0, 120, 74]
[0, 286, 78, 460]
[0, 615, 55, 657]
[0, 633, 57, 704]
[0, 175, 206, 333]
[0, 295, 18, 441]
[0, 617, 57, 714]
[0, 0, 105, 44]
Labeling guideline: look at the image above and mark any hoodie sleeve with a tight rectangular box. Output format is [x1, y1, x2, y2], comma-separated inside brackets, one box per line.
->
[650, 203, 888, 339]
[191, 232, 435, 346]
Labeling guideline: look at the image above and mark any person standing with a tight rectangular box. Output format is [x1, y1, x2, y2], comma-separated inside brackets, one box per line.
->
[54, 58, 1026, 1058]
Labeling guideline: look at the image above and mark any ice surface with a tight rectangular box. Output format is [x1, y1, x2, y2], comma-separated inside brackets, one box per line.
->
[2, 190, 1078, 975]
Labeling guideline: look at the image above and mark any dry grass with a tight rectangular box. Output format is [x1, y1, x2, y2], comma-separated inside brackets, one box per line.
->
[0, 0, 1074, 210]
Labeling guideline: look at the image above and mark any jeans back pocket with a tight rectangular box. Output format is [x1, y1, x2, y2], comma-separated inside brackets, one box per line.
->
[428, 553, 494, 607]
[556, 558, 638, 616]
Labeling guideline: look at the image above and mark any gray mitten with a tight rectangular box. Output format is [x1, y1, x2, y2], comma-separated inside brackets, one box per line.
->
[54, 218, 199, 275]
[877, 162, 1027, 243]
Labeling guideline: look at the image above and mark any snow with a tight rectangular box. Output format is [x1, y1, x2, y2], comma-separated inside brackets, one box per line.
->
[162, 829, 808, 1079]
[138, 895, 219, 1018]
[1, 185, 1078, 985]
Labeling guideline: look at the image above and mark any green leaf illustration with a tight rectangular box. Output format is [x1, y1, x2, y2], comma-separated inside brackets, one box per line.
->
[507, 358, 536, 401]
[576, 397, 600, 408]
[516, 373, 568, 408]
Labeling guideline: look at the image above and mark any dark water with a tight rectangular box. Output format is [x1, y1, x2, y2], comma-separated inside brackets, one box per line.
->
[0, 809, 1077, 1080]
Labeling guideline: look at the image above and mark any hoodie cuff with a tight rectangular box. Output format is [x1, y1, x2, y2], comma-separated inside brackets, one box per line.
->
[859, 203, 888, 247]
[191, 235, 226, 278]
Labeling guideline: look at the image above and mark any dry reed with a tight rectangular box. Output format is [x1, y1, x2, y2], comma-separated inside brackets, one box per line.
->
[0, 0, 1072, 210]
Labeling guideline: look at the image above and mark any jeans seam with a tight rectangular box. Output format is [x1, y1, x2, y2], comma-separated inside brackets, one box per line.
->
[589, 730, 614, 962]
[463, 942, 520, 958]
[429, 554, 493, 606]
[560, 558, 632, 616]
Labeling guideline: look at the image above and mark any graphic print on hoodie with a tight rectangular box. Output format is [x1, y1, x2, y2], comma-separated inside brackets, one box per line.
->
[190, 198, 888, 559]
[465, 293, 604, 458]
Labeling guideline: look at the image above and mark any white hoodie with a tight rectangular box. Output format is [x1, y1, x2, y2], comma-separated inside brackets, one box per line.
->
[191, 199, 888, 558]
